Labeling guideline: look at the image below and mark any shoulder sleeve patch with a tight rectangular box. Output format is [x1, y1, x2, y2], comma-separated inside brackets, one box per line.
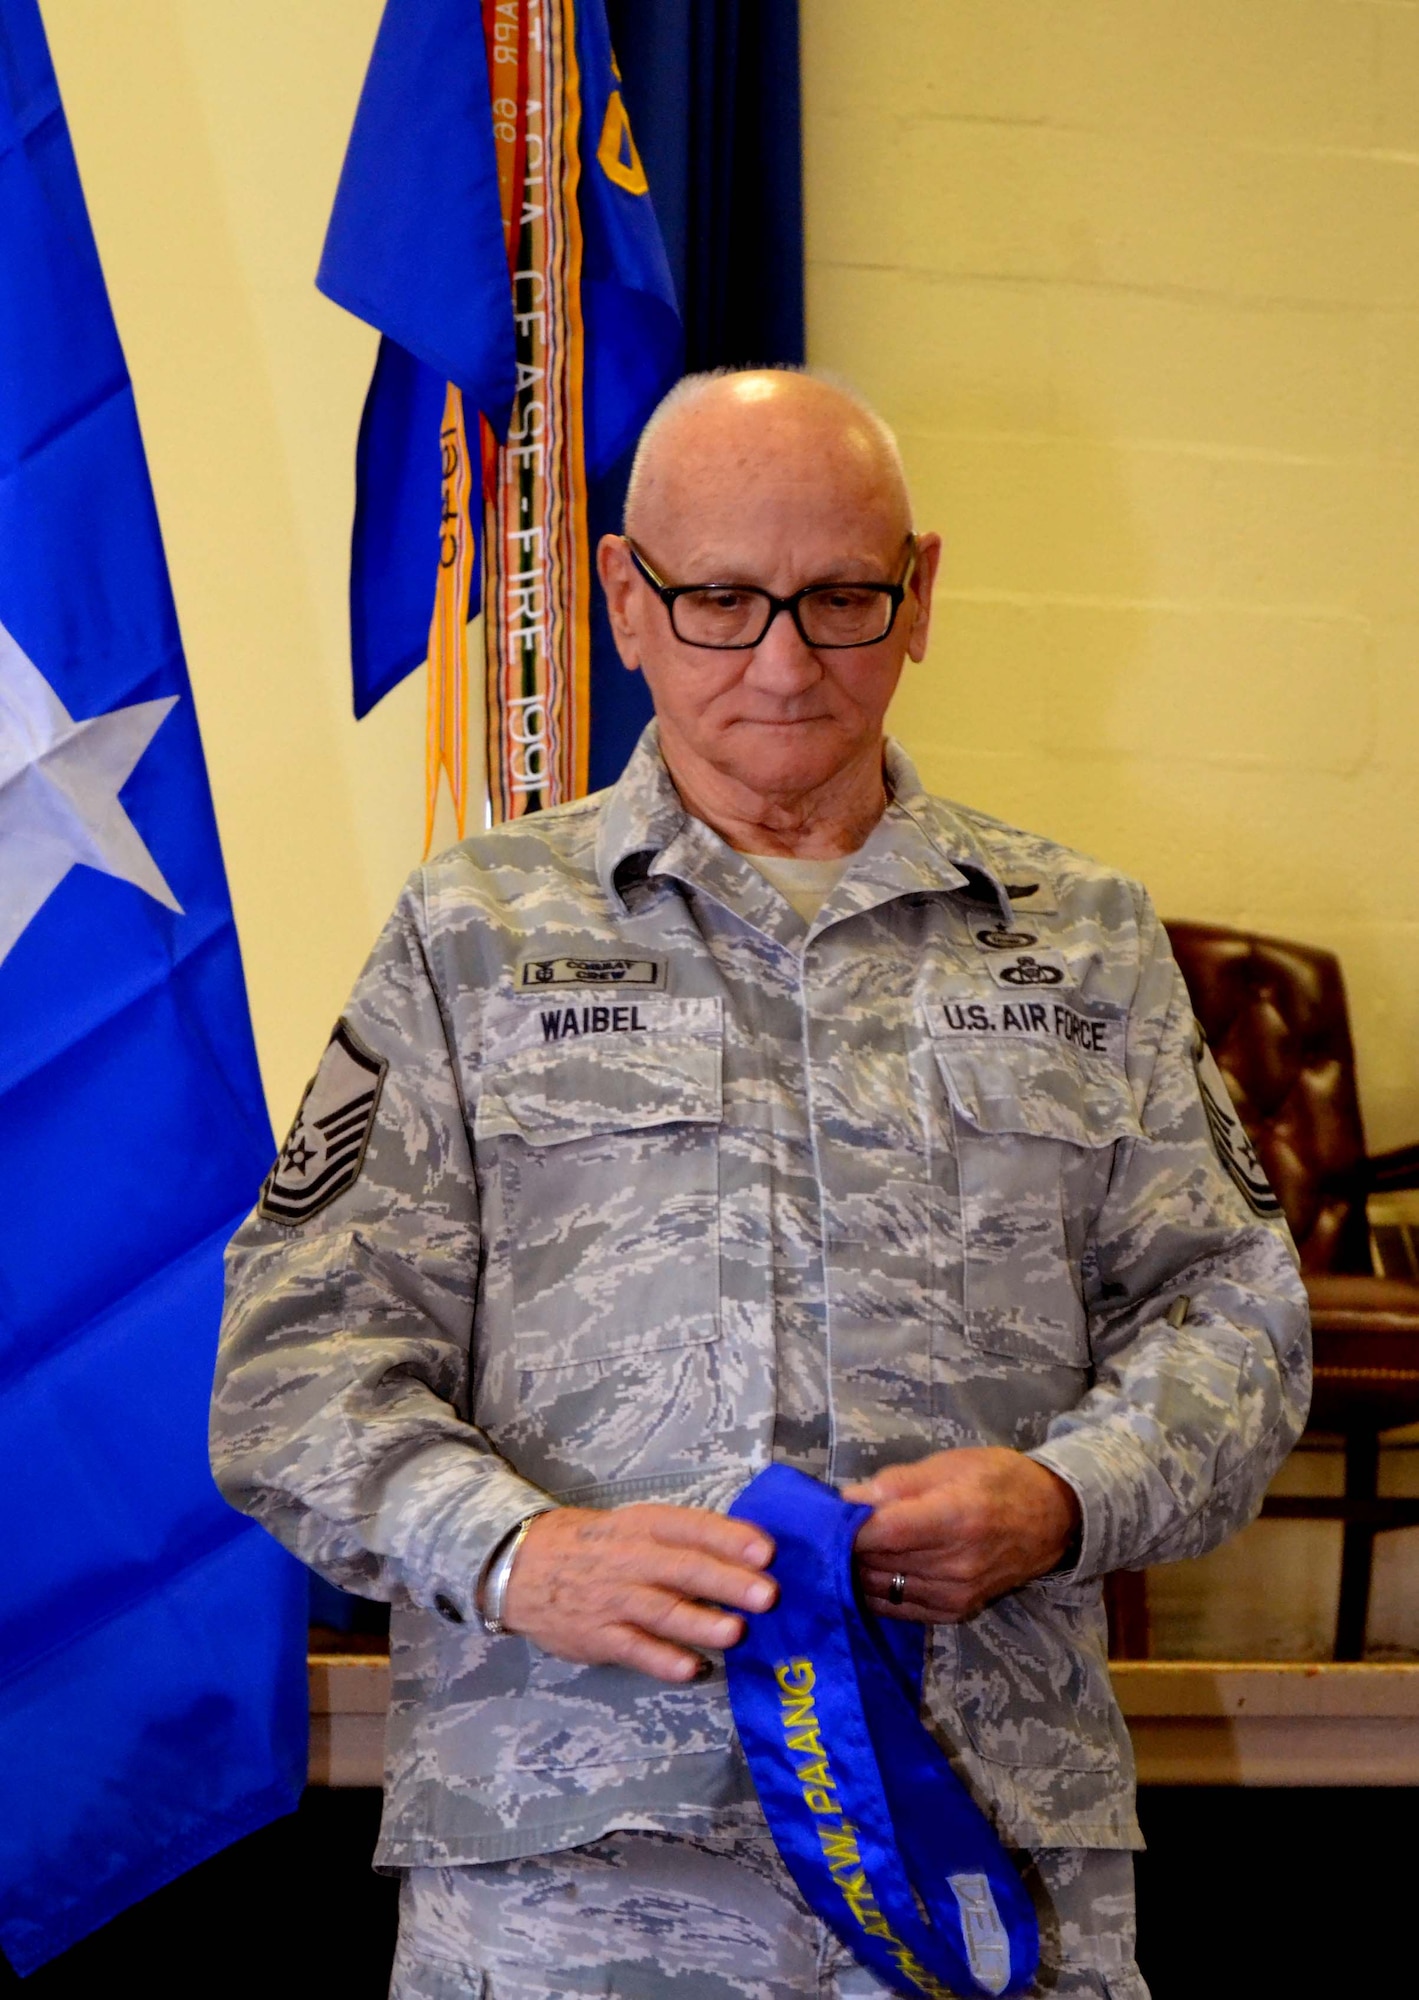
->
[258, 1019, 388, 1226]
[1193, 1023, 1283, 1218]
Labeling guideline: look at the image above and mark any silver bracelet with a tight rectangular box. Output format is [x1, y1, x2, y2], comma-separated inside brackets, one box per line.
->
[478, 1514, 541, 1636]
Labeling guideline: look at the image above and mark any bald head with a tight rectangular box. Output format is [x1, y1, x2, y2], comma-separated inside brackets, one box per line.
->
[596, 368, 941, 852]
[623, 369, 913, 552]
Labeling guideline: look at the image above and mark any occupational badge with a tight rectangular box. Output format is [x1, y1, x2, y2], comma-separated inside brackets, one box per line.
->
[258, 1019, 387, 1225]
[975, 927, 1038, 951]
[985, 949, 1069, 989]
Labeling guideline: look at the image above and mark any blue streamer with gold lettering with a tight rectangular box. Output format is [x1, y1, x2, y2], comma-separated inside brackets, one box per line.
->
[725, 1465, 1039, 1998]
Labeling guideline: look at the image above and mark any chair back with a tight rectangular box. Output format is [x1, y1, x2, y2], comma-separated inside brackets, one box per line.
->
[1165, 922, 1370, 1274]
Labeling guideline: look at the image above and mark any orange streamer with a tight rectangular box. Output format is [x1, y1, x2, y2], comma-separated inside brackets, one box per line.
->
[424, 382, 474, 855]
[480, 0, 591, 822]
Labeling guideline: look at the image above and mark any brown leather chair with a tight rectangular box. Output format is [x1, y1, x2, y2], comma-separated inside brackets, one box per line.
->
[1107, 923, 1419, 1660]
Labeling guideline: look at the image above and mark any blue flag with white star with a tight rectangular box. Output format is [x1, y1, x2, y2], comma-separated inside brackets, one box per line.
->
[0, 0, 306, 1973]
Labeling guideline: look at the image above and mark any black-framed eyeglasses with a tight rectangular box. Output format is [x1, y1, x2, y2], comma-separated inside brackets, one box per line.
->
[624, 535, 918, 651]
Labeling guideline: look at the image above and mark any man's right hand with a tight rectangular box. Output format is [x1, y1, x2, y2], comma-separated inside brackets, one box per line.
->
[499, 1504, 777, 1683]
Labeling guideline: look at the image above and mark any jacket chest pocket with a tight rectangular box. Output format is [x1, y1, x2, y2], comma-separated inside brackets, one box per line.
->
[476, 997, 723, 1370]
[926, 1010, 1141, 1370]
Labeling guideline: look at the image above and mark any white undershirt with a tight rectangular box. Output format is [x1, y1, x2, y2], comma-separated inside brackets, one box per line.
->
[741, 851, 853, 924]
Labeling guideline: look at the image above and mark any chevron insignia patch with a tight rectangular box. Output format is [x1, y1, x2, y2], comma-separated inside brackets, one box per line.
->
[259, 1019, 387, 1226]
[1193, 1024, 1283, 1218]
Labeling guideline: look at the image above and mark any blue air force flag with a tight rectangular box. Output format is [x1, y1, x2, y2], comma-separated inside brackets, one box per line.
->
[0, 0, 306, 1972]
[319, 0, 682, 745]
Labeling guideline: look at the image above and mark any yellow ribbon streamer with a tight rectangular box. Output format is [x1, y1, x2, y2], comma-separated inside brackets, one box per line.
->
[424, 382, 474, 855]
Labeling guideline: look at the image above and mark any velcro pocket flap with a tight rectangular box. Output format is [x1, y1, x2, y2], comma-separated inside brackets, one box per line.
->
[925, 1003, 1141, 1149]
[476, 995, 722, 1146]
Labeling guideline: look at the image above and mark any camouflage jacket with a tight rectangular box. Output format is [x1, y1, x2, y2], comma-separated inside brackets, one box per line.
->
[213, 729, 1310, 1864]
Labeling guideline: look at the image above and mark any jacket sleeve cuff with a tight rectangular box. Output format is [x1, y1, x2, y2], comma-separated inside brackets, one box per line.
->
[1028, 1424, 1177, 1582]
[372, 1442, 558, 1626]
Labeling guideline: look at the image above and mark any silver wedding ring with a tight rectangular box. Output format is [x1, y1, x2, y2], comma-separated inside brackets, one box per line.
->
[887, 1572, 907, 1606]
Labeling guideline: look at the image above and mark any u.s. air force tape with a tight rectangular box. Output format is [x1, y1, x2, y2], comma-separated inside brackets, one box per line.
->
[725, 1466, 1038, 1999]
[259, 1019, 387, 1226]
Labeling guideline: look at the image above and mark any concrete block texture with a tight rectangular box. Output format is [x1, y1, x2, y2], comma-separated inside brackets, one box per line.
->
[806, 2, 1382, 149]
[810, 116, 1419, 309]
[804, 0, 1419, 1155]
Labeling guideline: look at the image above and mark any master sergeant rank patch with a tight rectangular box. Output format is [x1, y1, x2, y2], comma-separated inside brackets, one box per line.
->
[259, 1019, 388, 1226]
[1193, 1023, 1283, 1218]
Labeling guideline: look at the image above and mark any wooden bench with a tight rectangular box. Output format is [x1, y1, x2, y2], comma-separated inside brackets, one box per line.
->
[306, 1651, 1419, 1789]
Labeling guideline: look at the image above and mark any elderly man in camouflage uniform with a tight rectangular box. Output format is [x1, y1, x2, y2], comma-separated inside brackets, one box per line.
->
[213, 370, 1310, 2000]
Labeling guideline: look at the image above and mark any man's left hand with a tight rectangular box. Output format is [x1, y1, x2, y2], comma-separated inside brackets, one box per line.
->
[843, 1448, 1081, 1622]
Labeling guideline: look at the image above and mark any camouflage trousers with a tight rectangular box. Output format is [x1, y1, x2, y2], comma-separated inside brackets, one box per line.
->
[388, 1805, 1149, 2000]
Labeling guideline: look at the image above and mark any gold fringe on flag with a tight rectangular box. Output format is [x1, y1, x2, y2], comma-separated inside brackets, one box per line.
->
[480, 0, 592, 823]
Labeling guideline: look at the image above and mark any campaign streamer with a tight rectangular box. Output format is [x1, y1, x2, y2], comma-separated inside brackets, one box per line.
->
[481, 0, 591, 821]
[424, 382, 475, 849]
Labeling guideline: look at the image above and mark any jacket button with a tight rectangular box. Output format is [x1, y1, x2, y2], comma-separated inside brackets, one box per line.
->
[434, 1593, 464, 1624]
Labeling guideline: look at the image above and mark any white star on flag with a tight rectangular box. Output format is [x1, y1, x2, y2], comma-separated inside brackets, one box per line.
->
[0, 616, 183, 967]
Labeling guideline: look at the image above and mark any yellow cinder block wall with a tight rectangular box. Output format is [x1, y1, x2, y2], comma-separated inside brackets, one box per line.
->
[805, 0, 1419, 1150]
[43, 2, 1419, 1154]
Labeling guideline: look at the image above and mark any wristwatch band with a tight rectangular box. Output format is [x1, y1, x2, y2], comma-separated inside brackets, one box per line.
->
[478, 1513, 542, 1636]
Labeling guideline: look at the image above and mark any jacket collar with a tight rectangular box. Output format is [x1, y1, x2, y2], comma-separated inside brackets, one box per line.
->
[595, 725, 1019, 934]
[594, 722, 687, 908]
